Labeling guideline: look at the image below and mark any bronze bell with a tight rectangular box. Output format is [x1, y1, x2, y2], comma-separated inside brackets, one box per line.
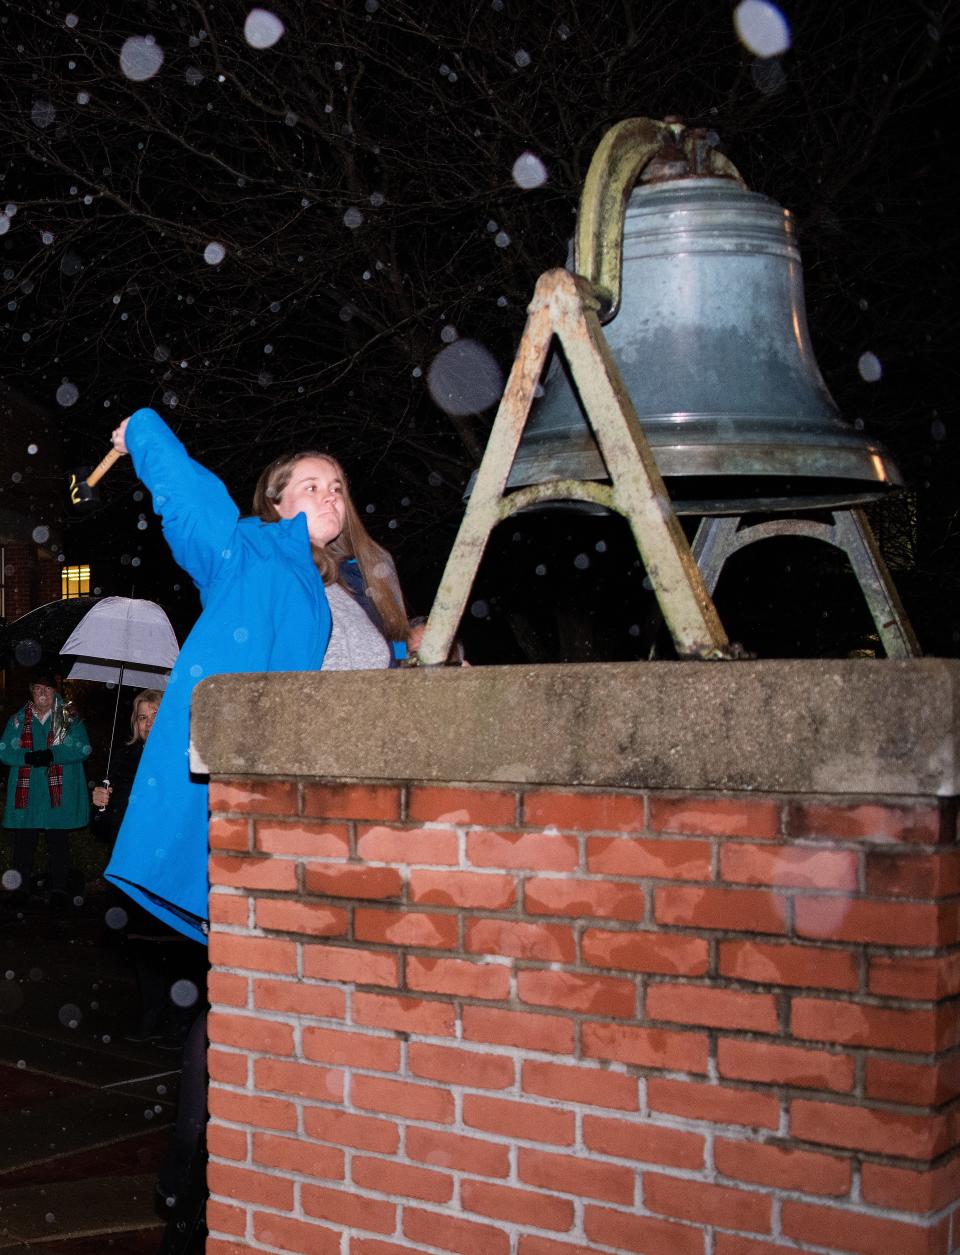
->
[506, 121, 901, 514]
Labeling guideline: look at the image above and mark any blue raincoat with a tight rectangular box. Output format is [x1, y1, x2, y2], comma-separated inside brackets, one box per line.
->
[105, 408, 332, 944]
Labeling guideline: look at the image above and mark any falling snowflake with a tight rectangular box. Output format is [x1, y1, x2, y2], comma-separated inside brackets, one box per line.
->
[343, 207, 364, 229]
[857, 351, 882, 382]
[58, 1003, 82, 1028]
[733, 0, 791, 57]
[512, 151, 548, 189]
[204, 241, 226, 265]
[170, 979, 199, 1007]
[31, 100, 56, 128]
[751, 58, 786, 94]
[427, 339, 504, 417]
[120, 35, 165, 81]
[244, 9, 285, 49]
[56, 381, 79, 407]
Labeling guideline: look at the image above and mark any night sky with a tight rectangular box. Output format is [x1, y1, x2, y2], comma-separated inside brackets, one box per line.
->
[1, 1, 956, 661]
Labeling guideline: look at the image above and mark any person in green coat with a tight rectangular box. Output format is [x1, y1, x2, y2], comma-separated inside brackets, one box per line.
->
[0, 675, 92, 910]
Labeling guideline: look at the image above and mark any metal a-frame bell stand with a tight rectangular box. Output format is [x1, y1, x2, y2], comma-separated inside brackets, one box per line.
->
[417, 118, 918, 665]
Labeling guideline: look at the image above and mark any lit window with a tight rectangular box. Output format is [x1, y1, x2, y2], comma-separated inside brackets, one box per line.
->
[62, 564, 91, 598]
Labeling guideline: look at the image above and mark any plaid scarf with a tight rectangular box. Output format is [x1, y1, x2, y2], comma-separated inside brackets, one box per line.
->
[14, 703, 63, 810]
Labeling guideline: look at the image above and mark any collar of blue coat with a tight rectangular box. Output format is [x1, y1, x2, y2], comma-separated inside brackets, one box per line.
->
[237, 510, 314, 558]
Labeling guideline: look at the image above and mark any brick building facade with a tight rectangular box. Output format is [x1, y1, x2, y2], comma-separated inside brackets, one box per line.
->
[0, 384, 65, 624]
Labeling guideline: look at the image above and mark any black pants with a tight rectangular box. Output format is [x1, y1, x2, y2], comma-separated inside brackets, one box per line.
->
[116, 897, 209, 1039]
[157, 1008, 208, 1254]
[9, 827, 73, 897]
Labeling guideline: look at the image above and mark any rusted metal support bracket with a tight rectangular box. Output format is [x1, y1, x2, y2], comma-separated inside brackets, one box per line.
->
[418, 268, 729, 665]
[691, 510, 920, 658]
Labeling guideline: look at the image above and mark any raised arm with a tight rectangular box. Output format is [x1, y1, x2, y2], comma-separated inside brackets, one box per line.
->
[113, 408, 240, 595]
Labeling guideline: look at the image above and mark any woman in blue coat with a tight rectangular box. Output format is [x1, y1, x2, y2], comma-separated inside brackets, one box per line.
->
[105, 406, 408, 946]
[105, 407, 409, 1255]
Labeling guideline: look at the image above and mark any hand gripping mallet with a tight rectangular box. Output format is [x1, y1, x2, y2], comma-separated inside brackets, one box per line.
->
[68, 446, 127, 509]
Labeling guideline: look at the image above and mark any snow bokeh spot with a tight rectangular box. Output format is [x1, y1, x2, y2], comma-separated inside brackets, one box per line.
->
[120, 35, 165, 82]
[512, 151, 548, 189]
[31, 100, 56, 129]
[858, 351, 882, 382]
[244, 9, 285, 49]
[734, 0, 790, 57]
[427, 340, 503, 417]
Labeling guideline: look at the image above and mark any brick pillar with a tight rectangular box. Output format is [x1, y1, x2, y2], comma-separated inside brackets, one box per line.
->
[193, 661, 960, 1255]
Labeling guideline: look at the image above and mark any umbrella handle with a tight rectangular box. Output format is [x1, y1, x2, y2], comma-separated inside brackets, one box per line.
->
[94, 777, 112, 814]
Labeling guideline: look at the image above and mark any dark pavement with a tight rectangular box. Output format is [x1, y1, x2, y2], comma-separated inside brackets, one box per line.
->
[0, 889, 196, 1252]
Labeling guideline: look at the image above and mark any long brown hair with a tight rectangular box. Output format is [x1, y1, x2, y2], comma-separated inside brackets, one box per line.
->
[252, 451, 409, 642]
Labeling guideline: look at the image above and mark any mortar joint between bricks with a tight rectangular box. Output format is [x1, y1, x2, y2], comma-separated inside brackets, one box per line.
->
[777, 989, 791, 1035]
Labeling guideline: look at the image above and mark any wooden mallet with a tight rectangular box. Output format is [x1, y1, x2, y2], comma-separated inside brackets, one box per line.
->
[68, 447, 127, 509]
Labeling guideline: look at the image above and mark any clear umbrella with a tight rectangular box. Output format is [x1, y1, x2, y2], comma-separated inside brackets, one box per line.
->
[59, 596, 179, 789]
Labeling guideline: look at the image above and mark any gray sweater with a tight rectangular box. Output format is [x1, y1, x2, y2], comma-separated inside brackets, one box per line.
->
[321, 583, 391, 671]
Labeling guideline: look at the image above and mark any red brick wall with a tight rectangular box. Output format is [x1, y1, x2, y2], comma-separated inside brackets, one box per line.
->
[204, 779, 960, 1255]
[1, 541, 61, 621]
